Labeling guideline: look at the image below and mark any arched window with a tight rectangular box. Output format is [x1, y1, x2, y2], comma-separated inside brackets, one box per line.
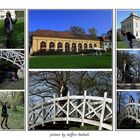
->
[57, 42, 63, 49]
[65, 42, 70, 52]
[40, 41, 46, 49]
[49, 42, 55, 49]
[71, 43, 76, 52]
[84, 43, 87, 50]
[94, 43, 97, 47]
[89, 43, 92, 48]
[78, 43, 82, 52]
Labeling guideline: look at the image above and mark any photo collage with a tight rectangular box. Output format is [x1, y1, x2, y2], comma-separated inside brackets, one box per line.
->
[0, 9, 139, 131]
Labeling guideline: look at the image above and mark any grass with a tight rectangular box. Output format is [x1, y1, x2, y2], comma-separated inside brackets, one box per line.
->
[29, 53, 112, 69]
[117, 40, 128, 48]
[0, 18, 24, 48]
[0, 106, 24, 130]
[0, 79, 24, 90]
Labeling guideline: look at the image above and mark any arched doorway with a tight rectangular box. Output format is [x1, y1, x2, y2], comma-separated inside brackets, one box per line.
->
[89, 43, 92, 49]
[65, 42, 70, 52]
[71, 43, 76, 52]
[49, 42, 55, 51]
[94, 43, 97, 48]
[84, 43, 87, 50]
[40, 41, 46, 50]
[78, 43, 82, 52]
[57, 42, 63, 52]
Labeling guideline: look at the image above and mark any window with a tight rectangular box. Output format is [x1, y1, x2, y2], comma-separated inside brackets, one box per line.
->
[78, 43, 82, 52]
[94, 44, 97, 47]
[40, 41, 46, 49]
[89, 43, 92, 48]
[49, 42, 55, 49]
[136, 31, 138, 37]
[65, 42, 70, 52]
[84, 43, 87, 49]
[57, 42, 63, 49]
[71, 43, 76, 52]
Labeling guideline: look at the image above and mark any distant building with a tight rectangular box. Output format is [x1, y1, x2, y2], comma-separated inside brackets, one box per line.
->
[31, 29, 103, 54]
[121, 12, 140, 39]
[0, 10, 16, 20]
[99, 36, 112, 51]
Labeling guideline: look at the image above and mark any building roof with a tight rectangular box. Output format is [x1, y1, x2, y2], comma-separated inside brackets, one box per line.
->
[121, 13, 140, 23]
[32, 29, 99, 41]
[98, 36, 111, 42]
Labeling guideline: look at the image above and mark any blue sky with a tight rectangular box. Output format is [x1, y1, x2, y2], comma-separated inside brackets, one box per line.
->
[120, 91, 140, 103]
[117, 10, 140, 29]
[29, 10, 112, 36]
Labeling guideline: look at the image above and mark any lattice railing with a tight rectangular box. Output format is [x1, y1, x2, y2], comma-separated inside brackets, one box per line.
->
[0, 50, 24, 69]
[29, 91, 112, 130]
[118, 103, 140, 125]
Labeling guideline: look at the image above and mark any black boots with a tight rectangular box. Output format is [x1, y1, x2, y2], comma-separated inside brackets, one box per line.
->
[5, 125, 10, 129]
[1, 123, 10, 129]
[1, 123, 4, 129]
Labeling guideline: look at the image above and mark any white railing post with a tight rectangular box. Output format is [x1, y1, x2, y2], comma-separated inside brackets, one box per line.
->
[66, 92, 70, 124]
[41, 98, 45, 126]
[81, 91, 86, 126]
[99, 92, 107, 130]
[53, 94, 56, 124]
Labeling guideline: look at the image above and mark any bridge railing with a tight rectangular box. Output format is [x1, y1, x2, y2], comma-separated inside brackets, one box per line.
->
[0, 50, 24, 69]
[118, 102, 140, 125]
[29, 91, 112, 130]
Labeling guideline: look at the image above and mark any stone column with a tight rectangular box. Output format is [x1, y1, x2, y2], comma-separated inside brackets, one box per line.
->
[70, 42, 72, 52]
[62, 41, 65, 52]
[54, 40, 57, 50]
[46, 41, 50, 50]
[76, 42, 79, 52]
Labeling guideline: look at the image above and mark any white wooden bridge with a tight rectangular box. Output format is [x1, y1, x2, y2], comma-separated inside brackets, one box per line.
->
[118, 102, 140, 126]
[29, 91, 112, 130]
[0, 50, 24, 69]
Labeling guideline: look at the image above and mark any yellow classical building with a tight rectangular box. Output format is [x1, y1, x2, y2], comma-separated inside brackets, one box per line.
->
[31, 29, 102, 54]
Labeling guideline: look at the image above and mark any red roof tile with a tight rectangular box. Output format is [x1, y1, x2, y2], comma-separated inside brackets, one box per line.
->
[32, 29, 99, 41]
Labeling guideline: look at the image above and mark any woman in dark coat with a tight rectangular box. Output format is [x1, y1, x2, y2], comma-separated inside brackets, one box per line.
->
[4, 11, 17, 48]
[121, 29, 139, 48]
[1, 101, 10, 129]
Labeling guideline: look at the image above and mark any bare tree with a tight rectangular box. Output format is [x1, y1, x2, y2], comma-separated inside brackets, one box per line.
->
[88, 27, 97, 37]
[29, 71, 112, 106]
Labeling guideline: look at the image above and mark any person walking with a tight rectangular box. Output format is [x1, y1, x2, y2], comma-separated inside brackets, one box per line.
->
[1, 101, 10, 129]
[4, 11, 17, 48]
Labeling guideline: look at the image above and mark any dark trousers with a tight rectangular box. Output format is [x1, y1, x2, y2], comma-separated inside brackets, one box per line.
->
[1, 115, 8, 127]
[5, 31, 12, 48]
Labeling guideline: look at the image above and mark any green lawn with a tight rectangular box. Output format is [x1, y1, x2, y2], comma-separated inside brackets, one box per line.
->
[0, 79, 24, 90]
[0, 106, 24, 130]
[117, 40, 128, 48]
[29, 53, 112, 69]
[0, 18, 24, 48]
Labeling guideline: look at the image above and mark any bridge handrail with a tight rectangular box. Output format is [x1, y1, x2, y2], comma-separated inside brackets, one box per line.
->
[118, 102, 140, 126]
[120, 102, 140, 111]
[29, 91, 112, 130]
[0, 50, 24, 69]
[29, 93, 112, 112]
